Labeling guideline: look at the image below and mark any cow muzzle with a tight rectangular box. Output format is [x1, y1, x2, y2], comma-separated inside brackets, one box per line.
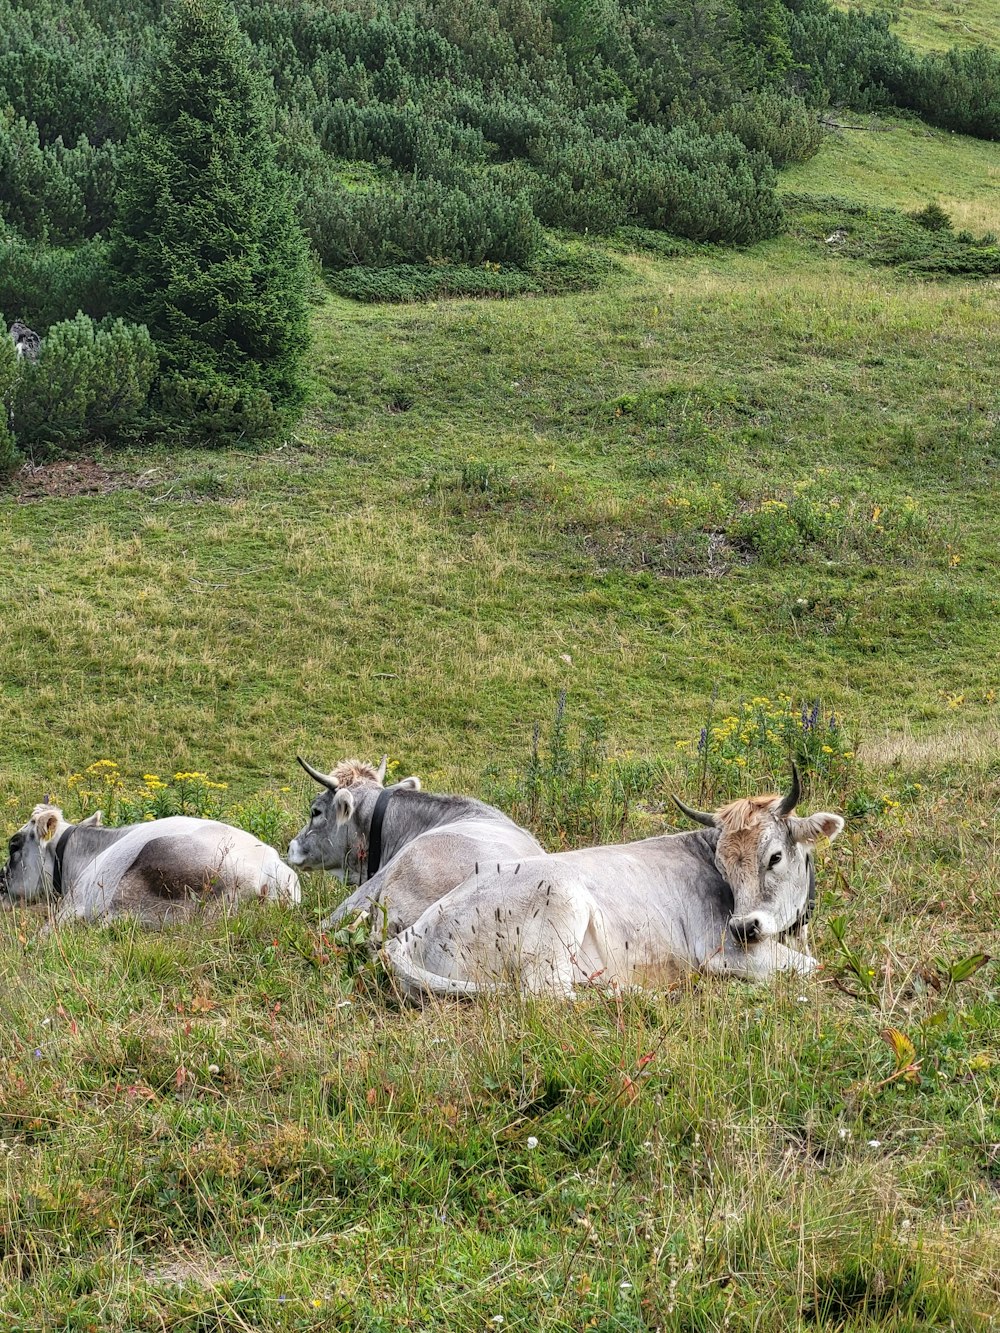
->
[729, 914, 765, 945]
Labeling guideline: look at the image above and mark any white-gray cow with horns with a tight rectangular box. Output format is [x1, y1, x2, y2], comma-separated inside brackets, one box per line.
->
[1, 804, 300, 926]
[287, 756, 544, 936]
[384, 767, 844, 998]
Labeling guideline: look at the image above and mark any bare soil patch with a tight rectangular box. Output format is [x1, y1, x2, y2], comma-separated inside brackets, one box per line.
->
[10, 458, 149, 502]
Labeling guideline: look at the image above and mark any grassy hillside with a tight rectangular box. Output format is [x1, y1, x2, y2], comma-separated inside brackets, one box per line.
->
[782, 114, 1000, 231]
[836, 0, 999, 52]
[2, 77, 1000, 1333]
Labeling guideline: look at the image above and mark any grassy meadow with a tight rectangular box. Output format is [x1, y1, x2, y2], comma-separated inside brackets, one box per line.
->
[2, 10, 1000, 1327]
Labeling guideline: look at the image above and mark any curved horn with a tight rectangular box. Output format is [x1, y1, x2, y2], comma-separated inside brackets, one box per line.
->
[375, 754, 388, 784]
[672, 794, 717, 828]
[296, 756, 338, 791]
[774, 762, 801, 818]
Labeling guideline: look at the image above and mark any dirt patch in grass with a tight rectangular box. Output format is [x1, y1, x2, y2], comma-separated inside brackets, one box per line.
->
[10, 459, 149, 502]
[144, 1252, 244, 1290]
[576, 523, 738, 578]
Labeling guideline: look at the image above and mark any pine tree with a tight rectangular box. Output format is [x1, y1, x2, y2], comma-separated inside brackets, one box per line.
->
[110, 0, 309, 440]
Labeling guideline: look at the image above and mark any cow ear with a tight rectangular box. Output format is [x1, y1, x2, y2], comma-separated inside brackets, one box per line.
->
[333, 789, 355, 826]
[789, 812, 844, 845]
[35, 811, 59, 842]
[396, 776, 421, 792]
[79, 810, 103, 828]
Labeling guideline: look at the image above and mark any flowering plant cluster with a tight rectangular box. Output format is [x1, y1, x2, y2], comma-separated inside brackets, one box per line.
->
[66, 761, 228, 825]
[62, 761, 293, 845]
[729, 483, 928, 567]
[681, 696, 856, 797]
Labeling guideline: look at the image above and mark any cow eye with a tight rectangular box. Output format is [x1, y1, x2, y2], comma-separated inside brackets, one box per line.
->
[768, 851, 783, 868]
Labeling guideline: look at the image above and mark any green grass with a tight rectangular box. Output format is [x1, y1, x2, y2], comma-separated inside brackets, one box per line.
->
[782, 115, 1000, 233]
[2, 96, 1000, 1330]
[835, 0, 1000, 52]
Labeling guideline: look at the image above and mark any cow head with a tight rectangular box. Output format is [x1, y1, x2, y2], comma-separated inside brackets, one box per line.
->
[287, 755, 420, 880]
[1, 805, 102, 903]
[673, 766, 843, 945]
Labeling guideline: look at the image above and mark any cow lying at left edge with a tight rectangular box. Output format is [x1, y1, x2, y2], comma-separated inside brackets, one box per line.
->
[0, 804, 301, 927]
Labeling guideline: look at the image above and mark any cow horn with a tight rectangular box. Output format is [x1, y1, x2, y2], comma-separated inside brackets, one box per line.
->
[774, 762, 802, 818]
[672, 794, 717, 828]
[375, 754, 388, 784]
[296, 756, 339, 791]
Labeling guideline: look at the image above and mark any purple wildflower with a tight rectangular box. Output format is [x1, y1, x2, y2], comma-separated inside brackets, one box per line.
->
[697, 727, 708, 753]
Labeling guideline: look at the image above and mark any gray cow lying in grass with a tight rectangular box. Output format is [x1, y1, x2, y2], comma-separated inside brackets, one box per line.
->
[288, 755, 544, 937]
[0, 804, 300, 926]
[384, 768, 843, 998]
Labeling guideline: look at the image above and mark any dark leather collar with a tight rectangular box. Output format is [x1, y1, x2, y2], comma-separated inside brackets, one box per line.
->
[51, 827, 76, 898]
[363, 787, 395, 883]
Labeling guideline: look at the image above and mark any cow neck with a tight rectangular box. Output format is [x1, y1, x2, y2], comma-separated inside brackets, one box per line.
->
[50, 827, 76, 898]
[363, 786, 395, 883]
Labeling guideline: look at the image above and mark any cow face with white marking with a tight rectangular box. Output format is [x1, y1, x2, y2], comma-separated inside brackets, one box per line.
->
[674, 767, 843, 946]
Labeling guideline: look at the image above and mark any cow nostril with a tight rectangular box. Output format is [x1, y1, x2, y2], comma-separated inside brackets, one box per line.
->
[730, 918, 759, 945]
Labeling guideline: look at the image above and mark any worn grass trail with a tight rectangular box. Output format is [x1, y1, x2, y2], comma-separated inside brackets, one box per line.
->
[2, 77, 1000, 1330]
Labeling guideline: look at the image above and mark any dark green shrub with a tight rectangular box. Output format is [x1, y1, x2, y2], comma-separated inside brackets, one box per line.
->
[785, 193, 1000, 278]
[530, 123, 782, 243]
[0, 112, 82, 242]
[308, 174, 542, 268]
[718, 90, 823, 166]
[317, 99, 487, 172]
[0, 318, 21, 474]
[12, 312, 157, 452]
[0, 234, 113, 333]
[910, 201, 953, 233]
[109, 0, 310, 440]
[156, 369, 281, 445]
[898, 45, 1000, 140]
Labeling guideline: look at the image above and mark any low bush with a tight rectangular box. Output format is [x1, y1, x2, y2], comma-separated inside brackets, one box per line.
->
[327, 239, 616, 303]
[0, 318, 19, 474]
[785, 193, 1000, 278]
[12, 312, 157, 452]
[0, 112, 119, 243]
[528, 124, 783, 244]
[717, 90, 824, 167]
[0, 233, 113, 333]
[896, 44, 1000, 141]
[308, 174, 542, 269]
[155, 369, 283, 447]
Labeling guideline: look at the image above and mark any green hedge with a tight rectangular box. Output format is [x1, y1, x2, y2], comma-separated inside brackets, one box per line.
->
[11, 312, 157, 452]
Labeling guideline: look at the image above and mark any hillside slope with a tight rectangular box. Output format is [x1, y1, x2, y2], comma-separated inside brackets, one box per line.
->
[1, 18, 999, 1330]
